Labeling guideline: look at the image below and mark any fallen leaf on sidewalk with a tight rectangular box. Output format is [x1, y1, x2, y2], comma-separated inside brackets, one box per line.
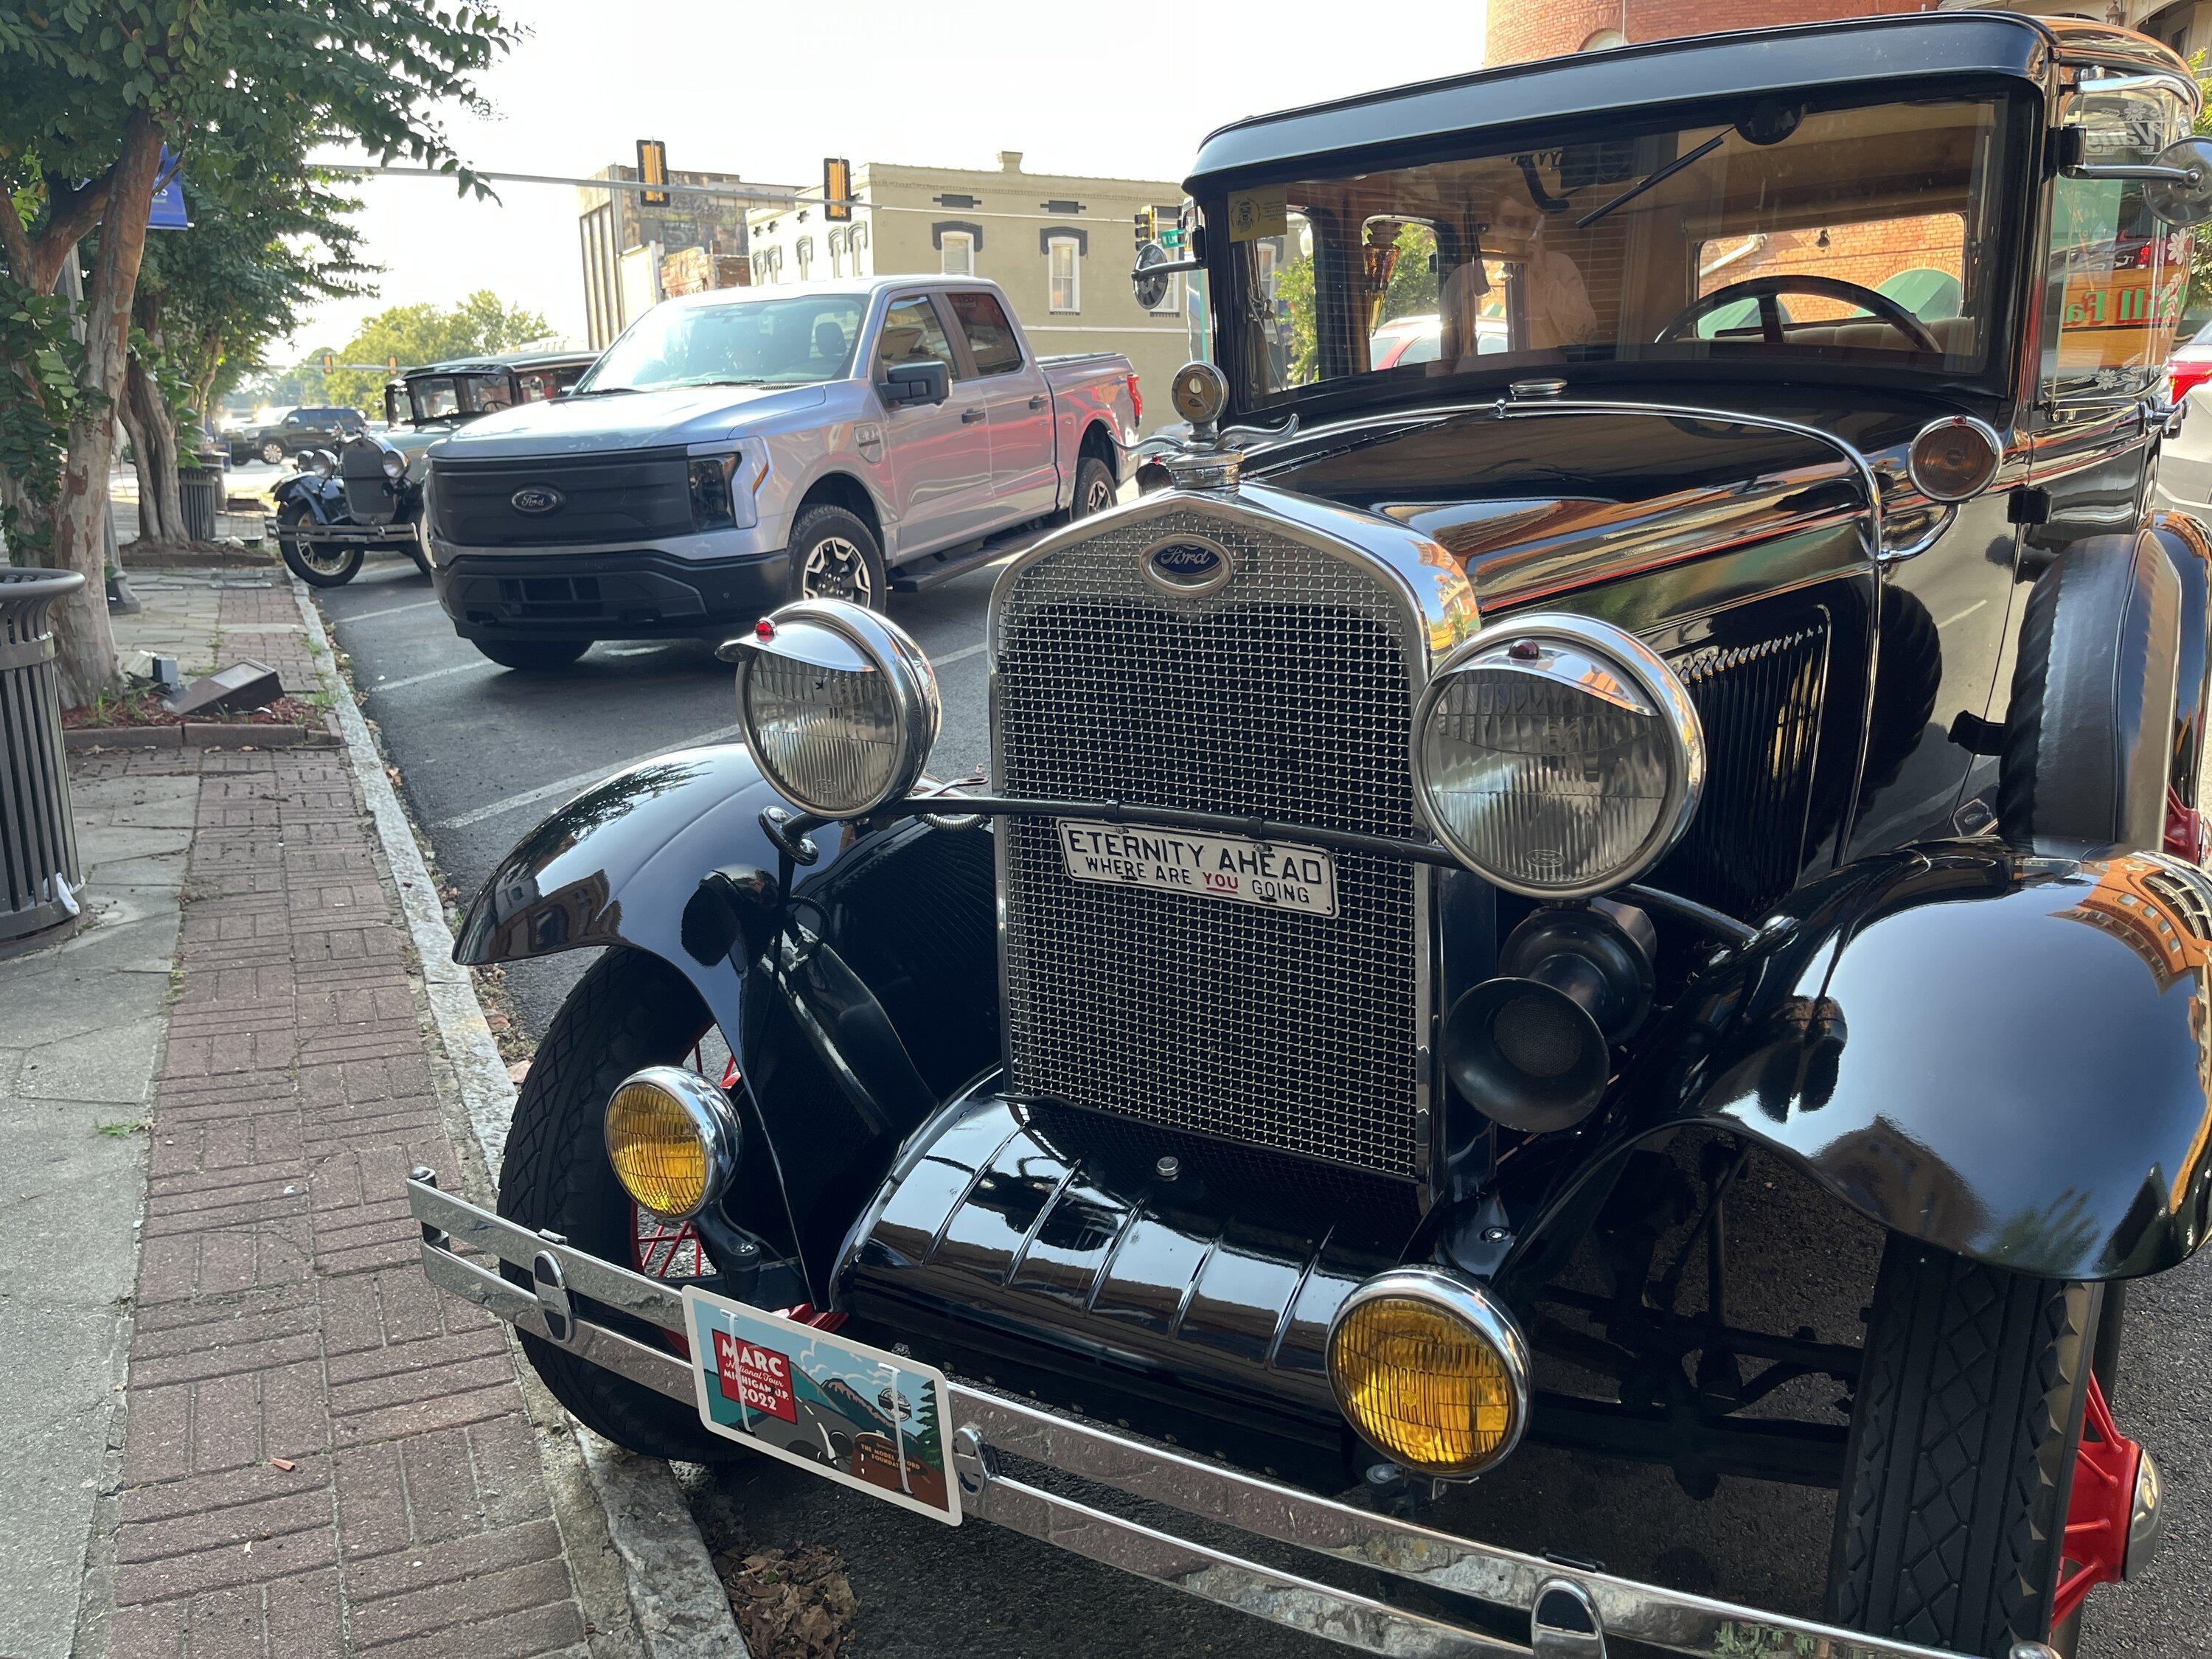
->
[507, 1061, 530, 1084]
[270, 1457, 296, 1472]
[714, 1544, 855, 1659]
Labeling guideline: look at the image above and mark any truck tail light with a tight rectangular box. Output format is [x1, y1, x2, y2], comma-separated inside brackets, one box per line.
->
[1127, 372, 1143, 425]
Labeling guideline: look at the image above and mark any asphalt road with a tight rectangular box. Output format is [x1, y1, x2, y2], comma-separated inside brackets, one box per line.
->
[313, 451, 2212, 1655]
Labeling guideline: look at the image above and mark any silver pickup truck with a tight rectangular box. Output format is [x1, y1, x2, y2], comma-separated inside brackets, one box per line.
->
[422, 276, 1140, 670]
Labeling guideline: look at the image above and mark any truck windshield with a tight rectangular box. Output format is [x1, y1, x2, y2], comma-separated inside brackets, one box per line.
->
[1225, 91, 2020, 406]
[580, 294, 866, 393]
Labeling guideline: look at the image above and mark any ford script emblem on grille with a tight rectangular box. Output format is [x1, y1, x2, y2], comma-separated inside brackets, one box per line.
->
[1140, 535, 1234, 596]
[510, 485, 566, 515]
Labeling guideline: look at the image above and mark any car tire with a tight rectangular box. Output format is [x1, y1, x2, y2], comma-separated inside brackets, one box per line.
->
[497, 948, 740, 1463]
[275, 502, 364, 588]
[787, 504, 887, 609]
[471, 635, 590, 672]
[1826, 1235, 2101, 1657]
[2000, 532, 2182, 849]
[404, 538, 434, 580]
[1070, 453, 1117, 521]
[260, 439, 288, 466]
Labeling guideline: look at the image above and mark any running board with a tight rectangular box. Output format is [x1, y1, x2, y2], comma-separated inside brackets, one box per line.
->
[889, 522, 1052, 593]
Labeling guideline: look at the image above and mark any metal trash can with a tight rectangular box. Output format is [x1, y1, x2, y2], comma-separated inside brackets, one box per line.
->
[0, 568, 86, 943]
[178, 465, 220, 541]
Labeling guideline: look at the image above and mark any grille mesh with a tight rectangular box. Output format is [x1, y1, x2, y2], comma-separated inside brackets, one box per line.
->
[995, 509, 1425, 1180]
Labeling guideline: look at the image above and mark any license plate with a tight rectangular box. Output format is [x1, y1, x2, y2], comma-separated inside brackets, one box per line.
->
[681, 1286, 961, 1525]
[1055, 819, 1338, 917]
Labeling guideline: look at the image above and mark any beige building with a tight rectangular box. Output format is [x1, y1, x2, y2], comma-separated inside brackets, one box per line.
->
[745, 151, 1193, 430]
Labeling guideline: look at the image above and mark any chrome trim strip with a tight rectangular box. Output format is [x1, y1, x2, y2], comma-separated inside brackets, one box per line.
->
[405, 1178, 1981, 1659]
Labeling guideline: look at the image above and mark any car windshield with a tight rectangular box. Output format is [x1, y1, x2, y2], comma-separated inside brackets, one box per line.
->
[579, 294, 866, 393]
[1227, 90, 2021, 406]
[406, 374, 513, 422]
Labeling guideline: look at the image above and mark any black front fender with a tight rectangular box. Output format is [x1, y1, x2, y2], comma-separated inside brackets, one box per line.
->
[1598, 841, 2212, 1281]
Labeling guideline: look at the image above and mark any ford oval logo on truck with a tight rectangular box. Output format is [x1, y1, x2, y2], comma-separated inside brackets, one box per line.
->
[1140, 536, 1234, 596]
[511, 485, 565, 515]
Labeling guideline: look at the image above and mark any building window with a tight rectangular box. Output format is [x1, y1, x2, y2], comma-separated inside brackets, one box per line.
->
[828, 230, 845, 277]
[1048, 234, 1080, 313]
[940, 230, 975, 276]
[797, 237, 813, 281]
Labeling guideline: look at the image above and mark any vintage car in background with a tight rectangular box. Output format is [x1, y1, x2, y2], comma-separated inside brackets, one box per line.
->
[266, 349, 596, 588]
[408, 15, 2212, 1658]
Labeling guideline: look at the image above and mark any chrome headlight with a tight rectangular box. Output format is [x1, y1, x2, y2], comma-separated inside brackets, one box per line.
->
[1412, 615, 1703, 898]
[603, 1065, 743, 1221]
[730, 599, 939, 818]
[305, 448, 337, 478]
[380, 445, 407, 480]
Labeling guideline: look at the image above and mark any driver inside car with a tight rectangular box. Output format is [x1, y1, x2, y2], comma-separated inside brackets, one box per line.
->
[1442, 191, 1599, 361]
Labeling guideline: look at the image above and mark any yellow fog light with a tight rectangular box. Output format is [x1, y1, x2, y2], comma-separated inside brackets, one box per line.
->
[602, 1065, 742, 1221]
[1326, 1268, 1531, 1478]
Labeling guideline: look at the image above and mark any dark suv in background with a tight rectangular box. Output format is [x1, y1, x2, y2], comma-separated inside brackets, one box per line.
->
[229, 405, 364, 467]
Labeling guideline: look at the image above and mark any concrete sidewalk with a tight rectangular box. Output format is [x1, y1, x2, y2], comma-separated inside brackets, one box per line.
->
[0, 565, 737, 1658]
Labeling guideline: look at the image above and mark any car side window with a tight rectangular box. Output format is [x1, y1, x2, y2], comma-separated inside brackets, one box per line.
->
[878, 297, 959, 381]
[947, 291, 1024, 376]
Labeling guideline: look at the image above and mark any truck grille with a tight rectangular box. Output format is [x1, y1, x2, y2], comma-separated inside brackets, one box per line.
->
[994, 509, 1427, 1180]
[430, 448, 693, 547]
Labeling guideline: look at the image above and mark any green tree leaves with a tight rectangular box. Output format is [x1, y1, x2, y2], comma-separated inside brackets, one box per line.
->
[321, 290, 553, 410]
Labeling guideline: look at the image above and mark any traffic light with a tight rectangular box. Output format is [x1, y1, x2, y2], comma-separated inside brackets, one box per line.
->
[824, 158, 852, 223]
[638, 139, 669, 206]
[386, 355, 398, 372]
[321, 352, 334, 373]
[1134, 206, 1158, 249]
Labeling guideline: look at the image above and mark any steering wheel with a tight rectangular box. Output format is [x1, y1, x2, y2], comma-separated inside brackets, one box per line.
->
[1659, 275, 1941, 352]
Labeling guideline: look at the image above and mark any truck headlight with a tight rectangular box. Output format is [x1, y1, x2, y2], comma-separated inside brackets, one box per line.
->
[604, 1065, 743, 1221]
[1328, 1268, 1531, 1478]
[690, 445, 765, 532]
[1411, 615, 1703, 898]
[729, 599, 940, 818]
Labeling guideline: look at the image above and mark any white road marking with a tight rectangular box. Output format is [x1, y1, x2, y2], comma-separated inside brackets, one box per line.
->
[437, 723, 748, 830]
[369, 660, 495, 695]
[932, 642, 987, 668]
[1936, 599, 1989, 629]
[339, 597, 440, 624]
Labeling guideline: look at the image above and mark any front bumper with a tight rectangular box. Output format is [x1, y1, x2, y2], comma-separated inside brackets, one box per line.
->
[262, 514, 422, 551]
[427, 547, 788, 640]
[405, 1172, 2039, 1659]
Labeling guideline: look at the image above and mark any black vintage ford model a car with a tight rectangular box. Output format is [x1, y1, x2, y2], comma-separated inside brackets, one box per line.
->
[408, 16, 2212, 1657]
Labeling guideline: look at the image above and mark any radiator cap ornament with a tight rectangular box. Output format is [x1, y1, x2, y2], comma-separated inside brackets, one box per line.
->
[1141, 534, 1234, 596]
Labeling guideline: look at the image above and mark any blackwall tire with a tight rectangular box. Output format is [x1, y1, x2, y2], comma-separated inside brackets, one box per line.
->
[496, 948, 739, 1462]
[1071, 454, 1117, 521]
[471, 635, 589, 672]
[1826, 1235, 2100, 1657]
[787, 504, 886, 610]
[276, 504, 363, 588]
[261, 439, 287, 466]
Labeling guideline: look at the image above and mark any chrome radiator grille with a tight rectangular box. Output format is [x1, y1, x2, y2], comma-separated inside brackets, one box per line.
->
[993, 509, 1426, 1180]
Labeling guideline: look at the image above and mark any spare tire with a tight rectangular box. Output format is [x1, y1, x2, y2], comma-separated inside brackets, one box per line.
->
[1999, 532, 2182, 850]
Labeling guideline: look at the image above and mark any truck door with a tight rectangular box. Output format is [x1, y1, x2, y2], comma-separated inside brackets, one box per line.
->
[945, 289, 1059, 520]
[874, 293, 995, 555]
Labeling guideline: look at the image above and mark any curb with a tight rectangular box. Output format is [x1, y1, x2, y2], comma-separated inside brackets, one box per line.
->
[64, 721, 336, 751]
[288, 574, 748, 1659]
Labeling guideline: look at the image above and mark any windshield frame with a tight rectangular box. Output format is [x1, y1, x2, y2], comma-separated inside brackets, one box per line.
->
[1201, 77, 2042, 423]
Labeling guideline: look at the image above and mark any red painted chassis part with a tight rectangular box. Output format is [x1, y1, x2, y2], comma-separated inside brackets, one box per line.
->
[2054, 1375, 2141, 1625]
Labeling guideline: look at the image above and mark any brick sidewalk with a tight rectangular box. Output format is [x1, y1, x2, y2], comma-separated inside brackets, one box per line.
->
[85, 584, 605, 1655]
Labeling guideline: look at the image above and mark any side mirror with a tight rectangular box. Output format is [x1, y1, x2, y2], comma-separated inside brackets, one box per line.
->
[879, 358, 950, 408]
[2062, 133, 2212, 227]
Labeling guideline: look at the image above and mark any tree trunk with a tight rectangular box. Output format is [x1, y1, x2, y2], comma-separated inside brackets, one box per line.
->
[47, 108, 163, 709]
[124, 352, 183, 543]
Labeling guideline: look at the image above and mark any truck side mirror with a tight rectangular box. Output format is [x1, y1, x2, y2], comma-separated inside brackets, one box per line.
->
[879, 359, 950, 408]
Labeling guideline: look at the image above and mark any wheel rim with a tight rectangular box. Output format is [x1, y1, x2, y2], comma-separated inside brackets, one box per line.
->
[264, 443, 285, 464]
[1084, 474, 1114, 515]
[293, 530, 349, 577]
[2053, 1372, 2149, 1625]
[804, 535, 874, 604]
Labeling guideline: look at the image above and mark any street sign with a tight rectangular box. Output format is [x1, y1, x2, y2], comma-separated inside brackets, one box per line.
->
[638, 139, 669, 207]
[824, 158, 852, 223]
[147, 147, 189, 231]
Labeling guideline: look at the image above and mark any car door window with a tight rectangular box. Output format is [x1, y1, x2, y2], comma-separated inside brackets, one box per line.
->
[947, 291, 1024, 376]
[879, 296, 959, 380]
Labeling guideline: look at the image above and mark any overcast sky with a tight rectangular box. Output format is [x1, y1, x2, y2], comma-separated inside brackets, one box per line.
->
[286, 0, 1488, 355]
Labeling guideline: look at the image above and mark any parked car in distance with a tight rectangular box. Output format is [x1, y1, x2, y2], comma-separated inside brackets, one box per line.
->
[2168, 315, 2212, 405]
[231, 405, 365, 467]
[420, 276, 1139, 671]
[1368, 312, 1507, 367]
[266, 350, 598, 588]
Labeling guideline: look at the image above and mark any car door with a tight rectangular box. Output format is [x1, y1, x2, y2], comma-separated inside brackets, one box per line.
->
[945, 289, 1058, 521]
[871, 293, 995, 557]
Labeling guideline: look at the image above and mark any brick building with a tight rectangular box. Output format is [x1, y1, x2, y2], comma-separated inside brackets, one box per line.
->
[1486, 0, 2212, 66]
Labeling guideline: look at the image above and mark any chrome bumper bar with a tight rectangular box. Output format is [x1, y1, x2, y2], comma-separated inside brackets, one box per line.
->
[260, 515, 421, 547]
[404, 1172, 2051, 1659]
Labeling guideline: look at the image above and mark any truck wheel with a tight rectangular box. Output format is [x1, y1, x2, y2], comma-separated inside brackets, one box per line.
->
[276, 502, 363, 588]
[471, 635, 589, 672]
[1826, 1236, 2101, 1656]
[498, 949, 739, 1461]
[788, 504, 886, 609]
[1071, 454, 1117, 521]
[260, 439, 287, 466]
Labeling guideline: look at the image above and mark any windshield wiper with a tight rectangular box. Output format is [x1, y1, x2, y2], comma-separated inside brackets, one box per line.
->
[1575, 132, 1727, 230]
